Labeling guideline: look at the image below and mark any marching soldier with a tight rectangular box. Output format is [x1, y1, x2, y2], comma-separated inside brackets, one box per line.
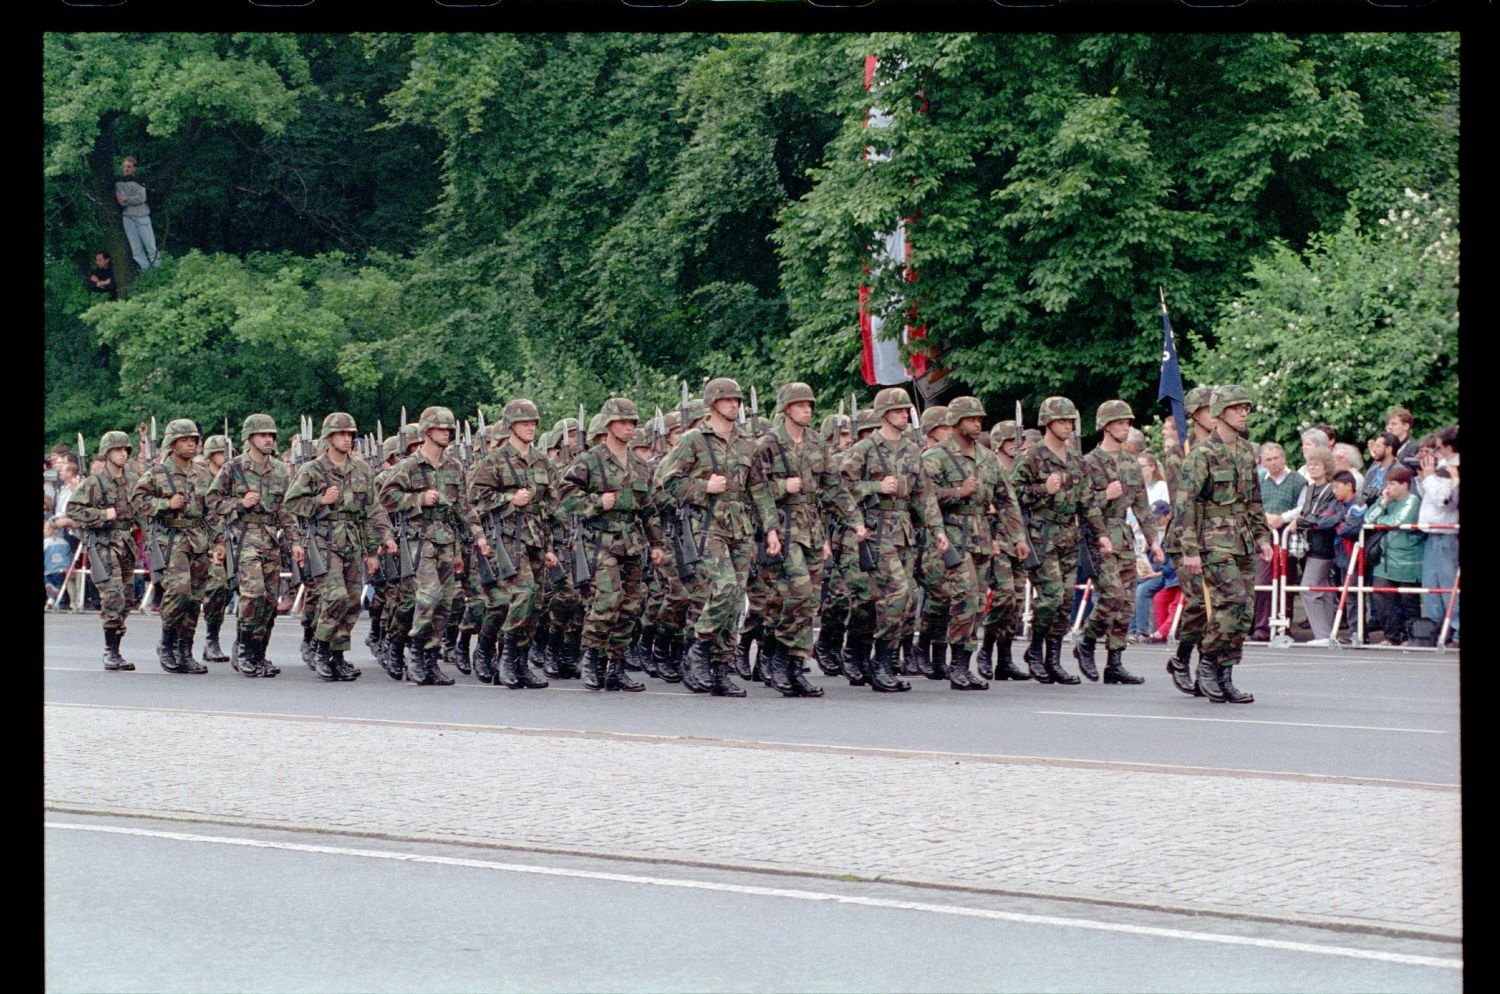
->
[555, 398, 664, 692]
[378, 407, 491, 686]
[286, 413, 397, 682]
[67, 431, 141, 670]
[636, 410, 684, 683]
[199, 435, 233, 663]
[979, 419, 1033, 682]
[1172, 384, 1272, 704]
[205, 414, 300, 678]
[1014, 397, 1110, 685]
[810, 412, 854, 677]
[647, 400, 708, 688]
[838, 388, 948, 693]
[375, 425, 425, 679]
[132, 418, 216, 673]
[467, 399, 556, 689]
[752, 382, 844, 697]
[365, 435, 404, 661]
[1076, 401, 1163, 684]
[1163, 385, 1217, 695]
[910, 405, 952, 680]
[656, 379, 780, 697]
[538, 417, 587, 681]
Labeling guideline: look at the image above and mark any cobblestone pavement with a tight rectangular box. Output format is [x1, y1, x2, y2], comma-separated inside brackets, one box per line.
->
[44, 703, 1461, 940]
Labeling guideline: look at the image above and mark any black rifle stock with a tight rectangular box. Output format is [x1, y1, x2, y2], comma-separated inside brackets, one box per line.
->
[83, 529, 112, 584]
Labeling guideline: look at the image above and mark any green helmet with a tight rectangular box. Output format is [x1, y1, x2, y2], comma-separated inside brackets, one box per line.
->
[162, 418, 200, 448]
[683, 398, 708, 425]
[99, 430, 132, 454]
[1185, 386, 1214, 415]
[873, 387, 914, 418]
[946, 396, 986, 426]
[819, 413, 851, 438]
[202, 434, 228, 456]
[663, 411, 682, 434]
[420, 406, 457, 431]
[853, 409, 879, 433]
[502, 398, 540, 426]
[321, 412, 357, 439]
[400, 425, 424, 451]
[380, 436, 400, 461]
[919, 406, 950, 433]
[990, 421, 1017, 444]
[541, 429, 559, 451]
[775, 382, 816, 411]
[629, 426, 651, 449]
[587, 412, 608, 440]
[240, 413, 277, 443]
[703, 377, 743, 407]
[552, 417, 580, 436]
[1037, 396, 1078, 426]
[1210, 384, 1252, 417]
[1095, 400, 1134, 431]
[748, 415, 773, 437]
[600, 397, 638, 425]
[488, 422, 510, 444]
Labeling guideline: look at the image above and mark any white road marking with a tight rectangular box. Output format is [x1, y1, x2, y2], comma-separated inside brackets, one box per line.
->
[1036, 711, 1448, 734]
[48, 821, 1460, 970]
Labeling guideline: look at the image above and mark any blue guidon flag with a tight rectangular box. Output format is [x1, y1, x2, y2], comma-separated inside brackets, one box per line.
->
[1157, 288, 1188, 445]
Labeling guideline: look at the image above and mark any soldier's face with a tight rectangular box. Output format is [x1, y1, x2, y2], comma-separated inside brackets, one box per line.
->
[250, 433, 277, 456]
[512, 420, 538, 445]
[1104, 419, 1131, 444]
[609, 420, 636, 444]
[667, 428, 683, 447]
[884, 409, 910, 430]
[999, 439, 1016, 458]
[713, 398, 741, 421]
[1049, 419, 1073, 442]
[1192, 408, 1218, 433]
[173, 437, 198, 459]
[1221, 404, 1250, 434]
[958, 416, 983, 441]
[784, 401, 814, 427]
[927, 425, 951, 445]
[108, 447, 130, 468]
[329, 431, 354, 454]
[209, 452, 225, 469]
[428, 427, 452, 449]
[837, 430, 851, 451]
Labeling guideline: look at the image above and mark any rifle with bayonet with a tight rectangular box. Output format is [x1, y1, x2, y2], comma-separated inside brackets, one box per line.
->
[73, 432, 111, 585]
[668, 382, 701, 581]
[1016, 401, 1045, 572]
[853, 395, 883, 573]
[567, 403, 596, 588]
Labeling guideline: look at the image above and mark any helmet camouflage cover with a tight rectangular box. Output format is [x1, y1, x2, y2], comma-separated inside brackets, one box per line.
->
[683, 398, 708, 424]
[775, 382, 816, 411]
[703, 378, 743, 407]
[380, 436, 400, 461]
[630, 426, 651, 448]
[600, 397, 638, 424]
[919, 406, 950, 433]
[1210, 384, 1252, 417]
[419, 406, 458, 430]
[1185, 385, 1214, 415]
[201, 434, 228, 456]
[99, 430, 132, 454]
[1037, 396, 1078, 426]
[240, 413, 278, 443]
[1095, 400, 1134, 431]
[663, 410, 682, 433]
[873, 387, 914, 418]
[990, 420, 1017, 444]
[399, 425, 424, 450]
[321, 411, 357, 439]
[488, 422, 510, 444]
[820, 413, 851, 438]
[587, 412, 608, 439]
[853, 409, 879, 432]
[945, 396, 986, 426]
[162, 418, 200, 448]
[502, 398, 541, 426]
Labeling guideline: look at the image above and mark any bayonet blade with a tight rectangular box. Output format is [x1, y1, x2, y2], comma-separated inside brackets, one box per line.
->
[750, 385, 759, 419]
[376, 420, 384, 448]
[77, 432, 86, 461]
[399, 406, 407, 434]
[149, 415, 157, 442]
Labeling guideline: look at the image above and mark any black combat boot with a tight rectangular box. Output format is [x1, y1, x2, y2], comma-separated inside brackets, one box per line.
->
[1167, 640, 1200, 696]
[710, 657, 747, 698]
[300, 624, 317, 671]
[177, 634, 208, 674]
[580, 647, 606, 691]
[605, 654, 645, 692]
[900, 632, 921, 676]
[1072, 635, 1100, 682]
[1195, 654, 1226, 703]
[978, 622, 999, 680]
[516, 637, 549, 689]
[813, 614, 845, 676]
[559, 633, 584, 680]
[103, 629, 132, 671]
[259, 631, 282, 676]
[497, 632, 525, 689]
[995, 638, 1030, 681]
[653, 630, 682, 683]
[869, 643, 910, 693]
[424, 644, 455, 686]
[912, 627, 938, 681]
[330, 646, 359, 682]
[203, 623, 230, 663]
[762, 635, 797, 697]
[788, 650, 825, 697]
[1043, 636, 1080, 685]
[471, 629, 499, 684]
[638, 627, 660, 678]
[442, 624, 463, 674]
[1217, 660, 1253, 704]
[1102, 648, 1143, 685]
[364, 615, 383, 654]
[314, 640, 339, 682]
[236, 636, 264, 678]
[455, 631, 474, 676]
[668, 636, 689, 687]
[928, 638, 949, 684]
[385, 635, 408, 681]
[948, 644, 988, 690]
[732, 627, 758, 681]
[1023, 630, 1051, 683]
[538, 624, 562, 678]
[682, 638, 714, 694]
[841, 633, 873, 687]
[626, 630, 648, 672]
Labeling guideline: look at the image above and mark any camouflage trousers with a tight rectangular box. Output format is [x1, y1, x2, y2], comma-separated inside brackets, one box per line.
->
[383, 574, 418, 641]
[410, 540, 459, 649]
[582, 549, 643, 656]
[983, 554, 1022, 642]
[159, 542, 211, 637]
[914, 536, 947, 638]
[691, 531, 755, 660]
[762, 541, 825, 657]
[233, 543, 284, 644]
[311, 546, 369, 652]
[93, 531, 138, 631]
[651, 542, 696, 634]
[817, 533, 855, 632]
[743, 553, 775, 637]
[1082, 551, 1137, 651]
[1174, 551, 1208, 648]
[481, 544, 545, 641]
[932, 550, 989, 648]
[1027, 525, 1080, 640]
[1199, 551, 1255, 662]
[367, 577, 388, 634]
[203, 556, 230, 632]
[862, 541, 918, 646]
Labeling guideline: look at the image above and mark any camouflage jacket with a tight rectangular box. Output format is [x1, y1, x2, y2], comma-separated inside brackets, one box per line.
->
[655, 425, 777, 544]
[377, 450, 484, 548]
[923, 437, 992, 556]
[839, 430, 943, 550]
[1172, 430, 1270, 559]
[468, 440, 555, 552]
[1013, 441, 1106, 545]
[555, 443, 661, 557]
[68, 467, 141, 537]
[285, 452, 393, 557]
[753, 422, 850, 550]
[205, 453, 297, 555]
[1082, 443, 1158, 556]
[131, 456, 217, 555]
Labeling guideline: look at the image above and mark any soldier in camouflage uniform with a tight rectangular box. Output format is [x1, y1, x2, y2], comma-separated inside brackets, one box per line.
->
[467, 399, 556, 689]
[810, 412, 854, 676]
[204, 415, 299, 677]
[378, 406, 491, 686]
[538, 417, 588, 681]
[979, 419, 1033, 682]
[68, 431, 141, 670]
[1172, 384, 1272, 704]
[827, 408, 881, 685]
[751, 382, 846, 697]
[198, 435, 233, 663]
[286, 413, 397, 682]
[364, 435, 403, 661]
[656, 379, 781, 697]
[909, 405, 952, 681]
[646, 401, 707, 687]
[374, 425, 424, 679]
[839, 388, 948, 692]
[555, 398, 663, 692]
[132, 418, 217, 674]
[634, 410, 683, 682]
[1014, 397, 1111, 685]
[1076, 401, 1164, 685]
[1163, 386, 1217, 695]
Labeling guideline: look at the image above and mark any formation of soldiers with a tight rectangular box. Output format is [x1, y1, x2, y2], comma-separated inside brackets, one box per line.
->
[64, 380, 1272, 703]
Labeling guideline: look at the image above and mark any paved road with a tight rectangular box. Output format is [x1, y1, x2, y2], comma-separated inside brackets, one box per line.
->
[44, 614, 1462, 990]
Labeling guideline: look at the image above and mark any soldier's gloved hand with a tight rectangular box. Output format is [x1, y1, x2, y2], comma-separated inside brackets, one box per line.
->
[601, 491, 618, 511]
[544, 551, 559, 568]
[292, 544, 306, 566]
[168, 493, 186, 510]
[1098, 535, 1113, 556]
[880, 475, 900, 495]
[242, 491, 261, 509]
[650, 547, 665, 567]
[1045, 473, 1063, 495]
[765, 530, 782, 558]
[706, 474, 728, 495]
[321, 485, 340, 506]
[512, 487, 533, 508]
[1181, 554, 1202, 576]
[1105, 480, 1124, 501]
[421, 489, 441, 507]
[784, 476, 802, 495]
[212, 544, 225, 566]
